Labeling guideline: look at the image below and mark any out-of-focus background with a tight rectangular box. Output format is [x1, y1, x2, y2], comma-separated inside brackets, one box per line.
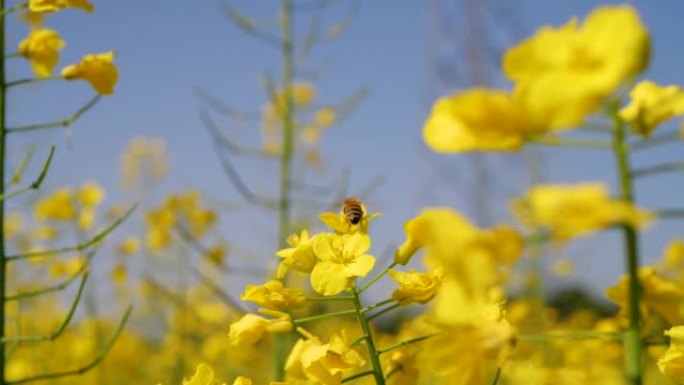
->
[9, 0, 684, 303]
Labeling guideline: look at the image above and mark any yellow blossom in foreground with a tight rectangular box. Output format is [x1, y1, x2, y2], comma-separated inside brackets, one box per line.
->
[395, 210, 430, 265]
[62, 51, 118, 95]
[504, 5, 649, 129]
[29, 0, 94, 13]
[319, 201, 380, 235]
[662, 239, 684, 269]
[35, 188, 76, 221]
[606, 267, 684, 326]
[423, 88, 531, 153]
[310, 233, 375, 296]
[228, 310, 292, 347]
[619, 81, 684, 136]
[241, 280, 307, 309]
[183, 363, 226, 385]
[658, 326, 684, 382]
[18, 29, 64, 77]
[232, 377, 251, 385]
[285, 329, 365, 385]
[276, 230, 317, 279]
[512, 182, 652, 241]
[389, 269, 442, 305]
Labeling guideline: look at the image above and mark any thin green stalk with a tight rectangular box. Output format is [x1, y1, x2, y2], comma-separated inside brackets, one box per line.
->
[342, 369, 374, 383]
[351, 283, 385, 385]
[631, 161, 684, 179]
[366, 303, 400, 321]
[360, 262, 396, 293]
[306, 295, 353, 302]
[292, 308, 356, 325]
[491, 367, 502, 385]
[0, 2, 7, 383]
[361, 298, 395, 314]
[610, 102, 643, 385]
[630, 130, 681, 151]
[376, 334, 435, 355]
[274, 0, 296, 379]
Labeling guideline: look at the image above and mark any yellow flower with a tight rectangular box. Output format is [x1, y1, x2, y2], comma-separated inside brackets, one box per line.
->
[606, 267, 684, 326]
[232, 377, 251, 385]
[503, 5, 649, 129]
[49, 257, 85, 278]
[658, 326, 684, 382]
[117, 237, 140, 255]
[18, 29, 64, 77]
[78, 182, 105, 207]
[111, 264, 127, 285]
[319, 202, 380, 235]
[5, 213, 24, 239]
[183, 363, 226, 385]
[619, 81, 684, 136]
[275, 230, 317, 279]
[35, 188, 76, 221]
[61, 51, 118, 95]
[291, 82, 316, 109]
[120, 137, 168, 189]
[227, 310, 292, 347]
[310, 233, 375, 296]
[285, 329, 365, 385]
[389, 269, 442, 305]
[512, 182, 652, 241]
[662, 239, 684, 269]
[394, 214, 430, 265]
[78, 207, 95, 231]
[241, 280, 307, 309]
[29, 0, 94, 13]
[32, 224, 58, 241]
[423, 88, 532, 153]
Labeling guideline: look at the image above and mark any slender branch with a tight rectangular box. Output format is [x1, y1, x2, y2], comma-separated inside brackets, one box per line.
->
[8, 145, 35, 185]
[195, 87, 260, 120]
[6, 203, 137, 261]
[630, 130, 681, 151]
[3, 52, 19, 59]
[366, 303, 400, 322]
[384, 365, 402, 381]
[361, 298, 395, 314]
[219, 1, 282, 48]
[377, 334, 436, 355]
[1, 273, 88, 343]
[7, 306, 133, 384]
[528, 135, 611, 149]
[212, 147, 278, 209]
[1, 5, 9, 382]
[491, 367, 502, 385]
[655, 209, 684, 219]
[192, 268, 246, 314]
[200, 108, 277, 158]
[341, 370, 374, 384]
[0, 145, 54, 201]
[5, 75, 61, 88]
[305, 295, 353, 302]
[292, 308, 356, 325]
[631, 161, 684, 179]
[517, 329, 622, 342]
[360, 262, 396, 293]
[1, 4, 26, 16]
[7, 96, 101, 133]
[6, 251, 93, 301]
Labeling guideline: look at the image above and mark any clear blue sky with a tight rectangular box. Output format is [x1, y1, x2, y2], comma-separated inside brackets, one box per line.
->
[7, 1, 684, 295]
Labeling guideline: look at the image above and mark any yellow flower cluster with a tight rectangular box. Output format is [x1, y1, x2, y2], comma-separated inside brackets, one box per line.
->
[18, 2, 118, 94]
[34, 182, 105, 231]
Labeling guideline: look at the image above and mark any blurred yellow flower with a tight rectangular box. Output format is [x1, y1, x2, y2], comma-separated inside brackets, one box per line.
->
[204, 243, 227, 265]
[29, 0, 94, 13]
[423, 88, 530, 153]
[241, 280, 306, 309]
[619, 81, 684, 136]
[49, 257, 85, 278]
[394, 213, 429, 265]
[183, 363, 225, 385]
[551, 258, 574, 277]
[18, 29, 64, 77]
[78, 182, 105, 207]
[228, 310, 292, 347]
[658, 326, 684, 382]
[313, 107, 337, 127]
[35, 188, 76, 221]
[310, 233, 375, 296]
[20, 11, 45, 29]
[389, 269, 442, 305]
[232, 377, 251, 385]
[291, 82, 316, 109]
[117, 237, 140, 255]
[275, 230, 317, 279]
[512, 182, 652, 241]
[285, 329, 365, 385]
[62, 51, 118, 95]
[111, 264, 127, 285]
[504, 5, 649, 129]
[663, 239, 684, 269]
[4, 213, 24, 239]
[78, 207, 95, 231]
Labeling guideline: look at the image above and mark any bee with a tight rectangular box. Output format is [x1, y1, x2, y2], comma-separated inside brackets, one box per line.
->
[343, 197, 364, 225]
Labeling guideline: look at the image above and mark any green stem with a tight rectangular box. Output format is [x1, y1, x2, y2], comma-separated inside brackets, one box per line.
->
[351, 283, 385, 385]
[361, 298, 395, 314]
[342, 369, 374, 383]
[306, 295, 353, 302]
[491, 367, 502, 385]
[274, 0, 296, 379]
[630, 161, 684, 179]
[292, 308, 356, 325]
[630, 130, 681, 151]
[366, 303, 400, 321]
[377, 334, 435, 355]
[5, 76, 62, 88]
[610, 102, 643, 385]
[0, 1, 7, 382]
[360, 262, 396, 293]
[517, 330, 623, 342]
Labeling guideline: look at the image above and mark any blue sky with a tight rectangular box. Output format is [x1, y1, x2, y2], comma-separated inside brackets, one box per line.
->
[7, 1, 684, 296]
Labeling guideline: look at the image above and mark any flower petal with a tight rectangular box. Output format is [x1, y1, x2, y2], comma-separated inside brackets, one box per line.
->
[311, 262, 349, 296]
